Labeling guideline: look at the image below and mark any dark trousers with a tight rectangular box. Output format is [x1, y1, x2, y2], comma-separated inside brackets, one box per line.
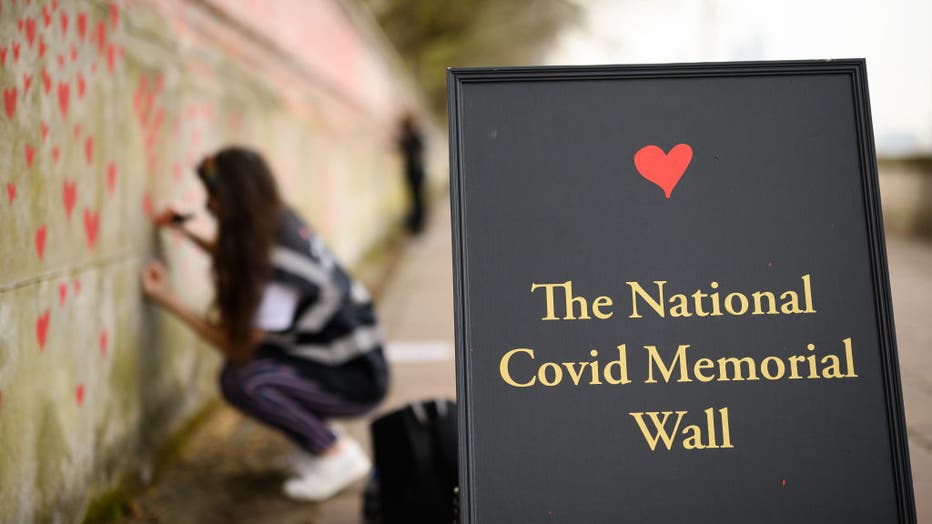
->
[220, 358, 378, 453]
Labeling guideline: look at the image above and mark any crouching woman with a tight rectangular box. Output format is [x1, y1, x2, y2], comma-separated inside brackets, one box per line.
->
[141, 147, 389, 501]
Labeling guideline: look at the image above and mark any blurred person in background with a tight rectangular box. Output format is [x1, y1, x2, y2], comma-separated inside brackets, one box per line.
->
[141, 146, 389, 502]
[398, 113, 427, 234]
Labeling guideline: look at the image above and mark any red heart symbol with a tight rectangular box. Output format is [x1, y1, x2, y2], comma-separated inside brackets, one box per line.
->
[109, 3, 119, 28]
[25, 18, 36, 48]
[22, 73, 31, 95]
[36, 309, 50, 350]
[6, 182, 16, 204]
[76, 72, 86, 98]
[41, 121, 49, 142]
[634, 144, 693, 199]
[106, 162, 117, 193]
[38, 35, 46, 58]
[56, 53, 65, 70]
[53, 0, 60, 11]
[42, 68, 51, 94]
[142, 192, 153, 218]
[0, 47, 7, 66]
[106, 44, 116, 73]
[24, 143, 35, 168]
[4, 87, 17, 119]
[12, 42, 20, 62]
[77, 12, 87, 40]
[84, 137, 94, 165]
[70, 44, 77, 63]
[99, 329, 108, 357]
[58, 282, 68, 306]
[95, 22, 106, 53]
[52, 146, 61, 164]
[75, 384, 84, 405]
[62, 179, 76, 219]
[57, 82, 69, 119]
[60, 11, 69, 35]
[83, 208, 99, 249]
[17, 19, 23, 33]
[42, 5, 51, 28]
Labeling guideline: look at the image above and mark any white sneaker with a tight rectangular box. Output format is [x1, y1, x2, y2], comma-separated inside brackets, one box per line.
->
[282, 437, 371, 502]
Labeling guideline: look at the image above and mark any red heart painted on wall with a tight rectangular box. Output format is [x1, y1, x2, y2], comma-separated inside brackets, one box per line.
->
[26, 144, 36, 169]
[57, 82, 69, 119]
[60, 11, 69, 35]
[75, 384, 84, 405]
[77, 12, 87, 40]
[35, 225, 47, 260]
[58, 282, 67, 306]
[41, 121, 49, 142]
[106, 162, 117, 193]
[42, 5, 51, 28]
[52, 146, 61, 164]
[6, 183, 16, 204]
[63, 179, 76, 219]
[17, 20, 23, 33]
[42, 68, 51, 94]
[12, 42, 20, 62]
[84, 137, 93, 165]
[70, 44, 77, 63]
[110, 3, 119, 28]
[99, 330, 108, 357]
[25, 18, 36, 47]
[25, 143, 35, 168]
[77, 72, 86, 98]
[142, 192, 153, 217]
[36, 309, 50, 350]
[0, 47, 6, 66]
[95, 22, 106, 53]
[633, 144, 693, 199]
[83, 208, 99, 249]
[57, 53, 65, 70]
[4, 87, 16, 119]
[22, 73, 31, 95]
[107, 44, 116, 73]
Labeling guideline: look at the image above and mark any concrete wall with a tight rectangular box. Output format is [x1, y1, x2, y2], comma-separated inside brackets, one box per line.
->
[0, 1, 442, 521]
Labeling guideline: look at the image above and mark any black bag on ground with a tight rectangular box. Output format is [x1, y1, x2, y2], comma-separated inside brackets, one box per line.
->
[367, 399, 458, 524]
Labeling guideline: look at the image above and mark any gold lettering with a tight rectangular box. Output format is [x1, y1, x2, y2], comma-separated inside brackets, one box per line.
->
[499, 348, 536, 387]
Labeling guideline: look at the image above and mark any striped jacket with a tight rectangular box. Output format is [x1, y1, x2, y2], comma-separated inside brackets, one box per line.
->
[259, 208, 388, 401]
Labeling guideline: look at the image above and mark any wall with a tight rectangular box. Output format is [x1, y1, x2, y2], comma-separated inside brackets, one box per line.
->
[0, 1, 442, 521]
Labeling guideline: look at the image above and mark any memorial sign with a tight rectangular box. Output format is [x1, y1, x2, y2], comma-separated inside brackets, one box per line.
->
[448, 61, 915, 523]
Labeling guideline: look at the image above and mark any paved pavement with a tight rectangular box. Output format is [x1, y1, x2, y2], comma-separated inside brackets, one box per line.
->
[125, 202, 931, 523]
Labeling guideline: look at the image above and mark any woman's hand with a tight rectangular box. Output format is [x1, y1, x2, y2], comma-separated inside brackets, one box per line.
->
[141, 259, 172, 305]
[154, 207, 189, 229]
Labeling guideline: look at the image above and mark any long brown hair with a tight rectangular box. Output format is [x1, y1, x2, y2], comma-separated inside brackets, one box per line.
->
[197, 147, 282, 363]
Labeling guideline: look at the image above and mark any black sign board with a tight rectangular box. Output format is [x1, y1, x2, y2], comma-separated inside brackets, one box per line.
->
[448, 61, 915, 523]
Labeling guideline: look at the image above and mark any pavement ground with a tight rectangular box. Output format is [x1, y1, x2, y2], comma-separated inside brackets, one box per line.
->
[125, 202, 932, 523]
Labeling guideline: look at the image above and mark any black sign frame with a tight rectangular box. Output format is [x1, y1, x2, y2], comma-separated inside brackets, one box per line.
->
[448, 60, 915, 523]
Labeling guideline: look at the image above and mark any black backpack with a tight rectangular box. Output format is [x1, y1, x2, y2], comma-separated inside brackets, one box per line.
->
[366, 399, 458, 524]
